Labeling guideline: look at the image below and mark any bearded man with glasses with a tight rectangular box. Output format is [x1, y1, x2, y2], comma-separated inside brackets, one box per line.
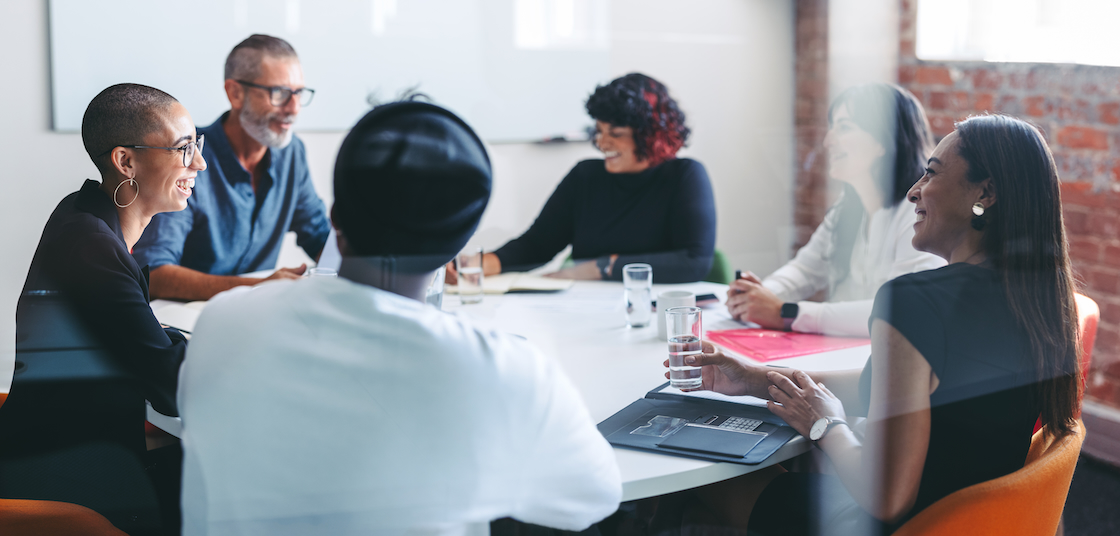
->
[134, 34, 331, 301]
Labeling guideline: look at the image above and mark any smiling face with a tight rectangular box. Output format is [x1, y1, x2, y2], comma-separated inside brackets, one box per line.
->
[237, 56, 304, 148]
[131, 102, 205, 216]
[907, 130, 990, 262]
[595, 121, 650, 174]
[824, 103, 887, 187]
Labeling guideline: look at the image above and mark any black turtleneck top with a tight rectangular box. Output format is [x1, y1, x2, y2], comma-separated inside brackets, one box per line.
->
[493, 158, 716, 283]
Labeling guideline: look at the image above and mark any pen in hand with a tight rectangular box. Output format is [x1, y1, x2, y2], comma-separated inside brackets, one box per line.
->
[731, 269, 763, 294]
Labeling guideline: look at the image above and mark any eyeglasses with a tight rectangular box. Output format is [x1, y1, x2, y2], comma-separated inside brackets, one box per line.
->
[99, 135, 205, 167]
[236, 80, 316, 107]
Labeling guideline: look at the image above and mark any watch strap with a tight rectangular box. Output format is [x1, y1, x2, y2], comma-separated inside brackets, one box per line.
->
[596, 256, 612, 280]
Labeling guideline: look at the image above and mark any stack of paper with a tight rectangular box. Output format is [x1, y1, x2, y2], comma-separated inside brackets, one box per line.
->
[446, 272, 574, 295]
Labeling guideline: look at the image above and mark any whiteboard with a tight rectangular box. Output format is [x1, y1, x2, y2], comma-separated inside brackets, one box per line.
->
[48, 0, 610, 142]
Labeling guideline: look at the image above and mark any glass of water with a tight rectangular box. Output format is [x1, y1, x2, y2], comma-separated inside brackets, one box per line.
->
[308, 267, 337, 278]
[622, 263, 653, 328]
[666, 306, 703, 390]
[425, 265, 446, 309]
[456, 247, 484, 304]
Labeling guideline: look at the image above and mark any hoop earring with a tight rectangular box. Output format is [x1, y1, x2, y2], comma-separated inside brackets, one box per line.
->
[971, 202, 987, 231]
[114, 178, 139, 208]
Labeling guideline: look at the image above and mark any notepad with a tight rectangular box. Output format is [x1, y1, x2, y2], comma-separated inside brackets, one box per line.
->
[445, 272, 574, 295]
[707, 328, 870, 363]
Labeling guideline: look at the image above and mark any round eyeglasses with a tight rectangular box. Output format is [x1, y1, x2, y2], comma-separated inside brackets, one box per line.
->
[236, 80, 316, 107]
[99, 134, 205, 168]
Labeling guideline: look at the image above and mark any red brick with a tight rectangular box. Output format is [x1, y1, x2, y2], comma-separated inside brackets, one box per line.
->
[1099, 301, 1120, 326]
[1065, 209, 1090, 235]
[1103, 244, 1120, 268]
[1100, 103, 1120, 125]
[916, 66, 954, 86]
[1069, 236, 1103, 263]
[898, 65, 916, 85]
[1085, 267, 1120, 294]
[900, 39, 916, 58]
[971, 69, 1004, 90]
[1024, 96, 1051, 118]
[1087, 212, 1120, 237]
[1057, 126, 1110, 150]
[929, 91, 948, 110]
[1062, 181, 1111, 209]
[927, 114, 956, 138]
[1087, 379, 1119, 406]
[1058, 99, 1092, 122]
[973, 92, 994, 112]
[1106, 359, 1120, 379]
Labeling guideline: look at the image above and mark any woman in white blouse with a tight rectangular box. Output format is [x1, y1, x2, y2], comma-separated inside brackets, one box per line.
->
[727, 84, 945, 337]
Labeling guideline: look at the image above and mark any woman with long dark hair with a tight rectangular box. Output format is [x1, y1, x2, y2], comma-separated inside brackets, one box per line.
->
[676, 114, 1081, 535]
[727, 84, 944, 336]
[451, 72, 716, 284]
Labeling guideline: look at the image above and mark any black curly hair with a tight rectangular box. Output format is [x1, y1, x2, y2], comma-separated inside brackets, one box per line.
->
[585, 73, 690, 166]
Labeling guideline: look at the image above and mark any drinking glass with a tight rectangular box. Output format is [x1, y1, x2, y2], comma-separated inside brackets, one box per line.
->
[308, 267, 337, 278]
[425, 265, 446, 309]
[666, 306, 703, 389]
[623, 263, 653, 328]
[456, 247, 484, 304]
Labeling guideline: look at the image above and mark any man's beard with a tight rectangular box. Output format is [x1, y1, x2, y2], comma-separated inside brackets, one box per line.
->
[240, 104, 295, 148]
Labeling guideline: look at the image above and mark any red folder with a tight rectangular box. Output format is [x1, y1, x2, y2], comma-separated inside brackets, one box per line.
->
[707, 328, 870, 363]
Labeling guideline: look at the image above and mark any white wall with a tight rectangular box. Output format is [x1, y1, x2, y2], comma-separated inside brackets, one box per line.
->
[829, 0, 899, 97]
[0, 0, 794, 390]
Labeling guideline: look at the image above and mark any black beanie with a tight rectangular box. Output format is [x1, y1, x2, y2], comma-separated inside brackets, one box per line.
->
[332, 101, 491, 271]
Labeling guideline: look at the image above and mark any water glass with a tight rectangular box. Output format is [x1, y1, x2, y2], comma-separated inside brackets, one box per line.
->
[657, 290, 696, 340]
[623, 263, 653, 328]
[456, 247, 484, 304]
[666, 306, 703, 390]
[425, 265, 446, 309]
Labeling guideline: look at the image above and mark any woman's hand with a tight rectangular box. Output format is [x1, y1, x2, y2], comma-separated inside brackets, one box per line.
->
[663, 341, 765, 397]
[725, 278, 785, 329]
[765, 370, 847, 438]
[544, 260, 600, 280]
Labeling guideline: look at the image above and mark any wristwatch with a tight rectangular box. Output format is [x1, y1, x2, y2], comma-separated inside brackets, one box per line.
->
[596, 256, 612, 280]
[809, 416, 848, 441]
[780, 302, 799, 331]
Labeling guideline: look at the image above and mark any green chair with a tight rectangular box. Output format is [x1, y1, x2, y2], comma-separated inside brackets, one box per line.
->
[703, 249, 732, 284]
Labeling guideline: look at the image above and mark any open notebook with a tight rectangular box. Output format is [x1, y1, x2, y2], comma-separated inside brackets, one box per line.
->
[445, 272, 574, 295]
[707, 328, 870, 363]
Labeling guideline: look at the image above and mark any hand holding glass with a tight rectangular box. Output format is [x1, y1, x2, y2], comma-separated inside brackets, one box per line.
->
[666, 306, 703, 390]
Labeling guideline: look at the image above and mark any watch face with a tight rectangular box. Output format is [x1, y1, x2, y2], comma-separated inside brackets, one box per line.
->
[781, 303, 799, 319]
[810, 418, 828, 440]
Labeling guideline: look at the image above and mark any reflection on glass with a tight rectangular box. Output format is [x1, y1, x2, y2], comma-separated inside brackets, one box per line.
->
[514, 0, 609, 50]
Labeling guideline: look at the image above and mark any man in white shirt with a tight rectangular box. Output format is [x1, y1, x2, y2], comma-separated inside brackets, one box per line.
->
[178, 101, 622, 535]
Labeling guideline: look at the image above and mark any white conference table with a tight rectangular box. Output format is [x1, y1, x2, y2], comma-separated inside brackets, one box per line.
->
[151, 279, 872, 502]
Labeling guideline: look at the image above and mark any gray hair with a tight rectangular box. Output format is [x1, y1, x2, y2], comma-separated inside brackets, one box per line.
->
[224, 34, 298, 81]
[81, 83, 179, 170]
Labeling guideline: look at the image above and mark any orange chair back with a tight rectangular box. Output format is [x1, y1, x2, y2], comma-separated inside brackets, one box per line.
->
[893, 420, 1084, 536]
[0, 499, 126, 536]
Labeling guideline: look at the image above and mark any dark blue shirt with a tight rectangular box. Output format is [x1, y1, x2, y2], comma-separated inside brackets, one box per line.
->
[133, 112, 330, 275]
[493, 158, 716, 283]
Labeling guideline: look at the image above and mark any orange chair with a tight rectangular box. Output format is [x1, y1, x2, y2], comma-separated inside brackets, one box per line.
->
[892, 420, 1085, 536]
[0, 499, 126, 536]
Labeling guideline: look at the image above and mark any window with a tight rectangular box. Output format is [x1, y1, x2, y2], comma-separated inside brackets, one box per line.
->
[916, 0, 1120, 67]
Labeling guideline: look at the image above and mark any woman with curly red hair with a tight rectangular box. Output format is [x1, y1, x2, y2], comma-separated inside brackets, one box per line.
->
[471, 73, 716, 283]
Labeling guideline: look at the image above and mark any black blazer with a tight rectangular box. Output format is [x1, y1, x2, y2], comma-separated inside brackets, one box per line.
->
[21, 180, 187, 415]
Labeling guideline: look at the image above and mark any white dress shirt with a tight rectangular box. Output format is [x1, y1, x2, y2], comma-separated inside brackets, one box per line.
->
[763, 192, 946, 337]
[178, 277, 622, 536]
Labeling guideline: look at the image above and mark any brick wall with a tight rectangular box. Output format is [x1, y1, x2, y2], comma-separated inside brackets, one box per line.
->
[793, 0, 831, 251]
[897, 0, 1120, 409]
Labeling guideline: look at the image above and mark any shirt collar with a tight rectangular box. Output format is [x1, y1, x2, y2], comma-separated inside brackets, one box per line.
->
[75, 179, 126, 244]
